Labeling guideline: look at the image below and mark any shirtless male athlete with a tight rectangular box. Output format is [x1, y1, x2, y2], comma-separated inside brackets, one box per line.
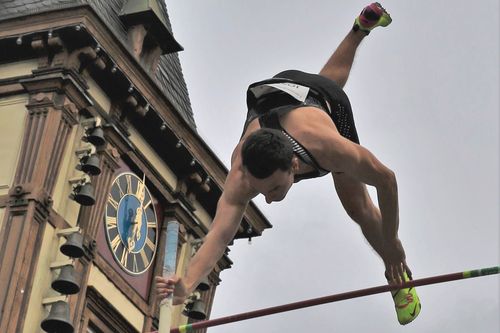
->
[157, 3, 421, 325]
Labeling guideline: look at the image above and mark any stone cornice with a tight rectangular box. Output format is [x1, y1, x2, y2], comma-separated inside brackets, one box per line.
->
[0, 5, 271, 237]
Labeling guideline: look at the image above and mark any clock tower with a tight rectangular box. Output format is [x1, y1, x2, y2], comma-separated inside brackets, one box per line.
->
[0, 1, 272, 332]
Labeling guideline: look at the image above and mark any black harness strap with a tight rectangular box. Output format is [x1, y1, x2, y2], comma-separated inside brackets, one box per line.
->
[281, 130, 330, 182]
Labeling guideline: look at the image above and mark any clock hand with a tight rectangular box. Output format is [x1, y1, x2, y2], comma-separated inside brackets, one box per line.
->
[128, 174, 147, 249]
[136, 174, 146, 241]
[124, 202, 136, 250]
[127, 222, 136, 250]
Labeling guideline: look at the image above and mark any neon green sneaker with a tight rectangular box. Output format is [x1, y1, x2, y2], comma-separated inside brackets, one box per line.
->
[391, 272, 422, 325]
[353, 3, 392, 35]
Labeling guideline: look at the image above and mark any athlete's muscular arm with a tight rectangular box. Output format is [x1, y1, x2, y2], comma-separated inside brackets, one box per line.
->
[156, 143, 258, 305]
[316, 129, 408, 284]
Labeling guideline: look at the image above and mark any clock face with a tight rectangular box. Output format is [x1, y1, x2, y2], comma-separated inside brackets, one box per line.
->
[105, 172, 158, 275]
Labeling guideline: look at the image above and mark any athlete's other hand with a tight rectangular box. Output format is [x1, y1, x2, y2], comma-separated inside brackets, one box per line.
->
[155, 275, 189, 305]
[383, 237, 412, 285]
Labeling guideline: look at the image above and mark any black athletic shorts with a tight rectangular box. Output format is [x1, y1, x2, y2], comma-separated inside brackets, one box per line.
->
[244, 69, 359, 144]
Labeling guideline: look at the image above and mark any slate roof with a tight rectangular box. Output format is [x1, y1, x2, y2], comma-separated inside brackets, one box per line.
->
[0, 0, 196, 129]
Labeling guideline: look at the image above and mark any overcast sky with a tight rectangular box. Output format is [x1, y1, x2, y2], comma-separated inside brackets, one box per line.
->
[166, 1, 499, 332]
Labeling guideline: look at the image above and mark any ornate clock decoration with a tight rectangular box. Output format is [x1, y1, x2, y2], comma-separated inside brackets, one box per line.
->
[105, 172, 158, 275]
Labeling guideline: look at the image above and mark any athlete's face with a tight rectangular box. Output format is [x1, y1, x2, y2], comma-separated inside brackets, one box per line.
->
[245, 158, 299, 204]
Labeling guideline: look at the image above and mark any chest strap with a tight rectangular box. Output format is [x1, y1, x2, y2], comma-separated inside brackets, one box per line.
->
[281, 130, 330, 180]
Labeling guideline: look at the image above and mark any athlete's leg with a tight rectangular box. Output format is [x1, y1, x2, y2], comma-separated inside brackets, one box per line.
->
[319, 30, 365, 89]
[319, 2, 392, 88]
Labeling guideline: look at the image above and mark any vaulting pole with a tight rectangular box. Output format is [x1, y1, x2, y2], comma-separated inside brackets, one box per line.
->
[156, 266, 498, 333]
[158, 221, 180, 333]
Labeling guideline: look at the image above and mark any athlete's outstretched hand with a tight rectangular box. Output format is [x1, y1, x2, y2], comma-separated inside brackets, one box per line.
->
[155, 275, 189, 306]
[383, 237, 412, 285]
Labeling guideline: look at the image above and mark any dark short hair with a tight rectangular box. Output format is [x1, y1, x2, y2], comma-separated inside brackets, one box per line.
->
[241, 128, 294, 179]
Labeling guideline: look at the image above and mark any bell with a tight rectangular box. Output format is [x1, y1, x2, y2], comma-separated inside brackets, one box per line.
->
[187, 300, 207, 320]
[80, 153, 101, 175]
[73, 183, 96, 206]
[181, 302, 192, 317]
[60, 232, 85, 258]
[52, 265, 80, 295]
[40, 300, 74, 333]
[85, 127, 105, 146]
[196, 277, 211, 291]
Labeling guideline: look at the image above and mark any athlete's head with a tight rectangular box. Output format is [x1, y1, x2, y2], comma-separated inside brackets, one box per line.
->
[241, 128, 298, 203]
